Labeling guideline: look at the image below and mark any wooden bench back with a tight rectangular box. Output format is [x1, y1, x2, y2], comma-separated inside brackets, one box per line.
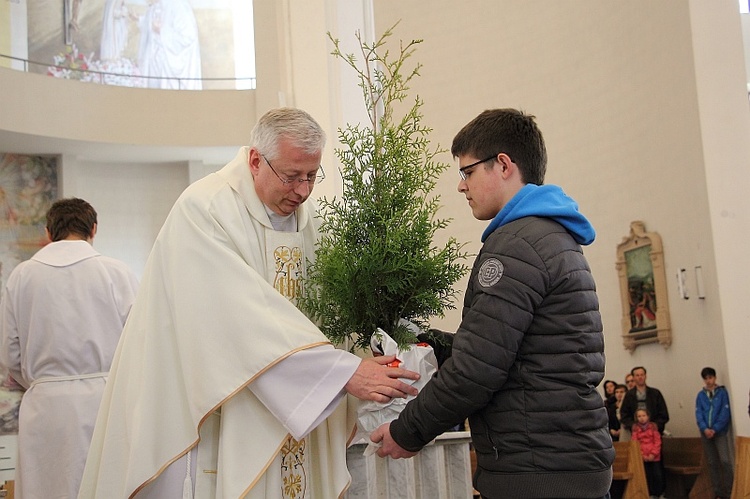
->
[0, 480, 13, 499]
[612, 440, 633, 480]
[661, 436, 716, 499]
[662, 437, 704, 475]
[612, 440, 650, 499]
[732, 436, 750, 498]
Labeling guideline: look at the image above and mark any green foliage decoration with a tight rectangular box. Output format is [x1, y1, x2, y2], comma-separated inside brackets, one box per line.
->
[299, 25, 469, 352]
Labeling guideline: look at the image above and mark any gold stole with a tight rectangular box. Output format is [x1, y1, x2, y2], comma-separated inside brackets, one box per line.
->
[265, 230, 309, 499]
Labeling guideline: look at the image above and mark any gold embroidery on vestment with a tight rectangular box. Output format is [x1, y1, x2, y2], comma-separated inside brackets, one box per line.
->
[280, 435, 307, 498]
[273, 245, 303, 303]
[272, 240, 308, 497]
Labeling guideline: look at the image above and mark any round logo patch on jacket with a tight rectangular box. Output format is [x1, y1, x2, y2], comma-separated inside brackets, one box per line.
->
[478, 258, 504, 287]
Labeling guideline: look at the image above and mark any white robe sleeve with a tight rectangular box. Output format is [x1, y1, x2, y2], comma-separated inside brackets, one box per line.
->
[0, 284, 25, 388]
[249, 345, 360, 440]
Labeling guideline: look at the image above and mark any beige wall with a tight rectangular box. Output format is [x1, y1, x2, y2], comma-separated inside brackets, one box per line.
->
[690, 0, 750, 438]
[0, 67, 255, 147]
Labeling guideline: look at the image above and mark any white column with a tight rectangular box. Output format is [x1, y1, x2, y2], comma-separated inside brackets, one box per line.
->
[689, 0, 750, 438]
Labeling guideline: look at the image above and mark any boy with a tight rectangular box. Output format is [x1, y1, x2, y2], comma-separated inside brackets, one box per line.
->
[371, 109, 613, 498]
[695, 367, 733, 499]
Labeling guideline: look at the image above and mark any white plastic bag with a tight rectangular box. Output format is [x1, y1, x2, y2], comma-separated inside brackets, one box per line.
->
[352, 327, 438, 451]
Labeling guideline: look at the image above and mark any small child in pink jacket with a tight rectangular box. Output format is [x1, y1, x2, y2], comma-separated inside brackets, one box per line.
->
[631, 408, 665, 498]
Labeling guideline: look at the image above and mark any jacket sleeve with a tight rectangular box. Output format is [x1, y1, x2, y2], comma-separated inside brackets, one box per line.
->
[695, 391, 708, 432]
[0, 279, 26, 388]
[607, 404, 621, 432]
[620, 391, 636, 429]
[631, 426, 645, 455]
[712, 387, 732, 434]
[390, 233, 545, 451]
[652, 389, 670, 433]
[653, 426, 662, 461]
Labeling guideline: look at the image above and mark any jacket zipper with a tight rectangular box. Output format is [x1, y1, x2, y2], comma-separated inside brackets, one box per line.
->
[480, 415, 499, 460]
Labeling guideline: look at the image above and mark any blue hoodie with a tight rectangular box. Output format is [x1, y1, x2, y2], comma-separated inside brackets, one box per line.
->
[481, 184, 596, 245]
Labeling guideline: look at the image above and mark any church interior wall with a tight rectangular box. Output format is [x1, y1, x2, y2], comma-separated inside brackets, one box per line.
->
[371, 0, 750, 438]
[59, 157, 190, 276]
[0, 0, 749, 442]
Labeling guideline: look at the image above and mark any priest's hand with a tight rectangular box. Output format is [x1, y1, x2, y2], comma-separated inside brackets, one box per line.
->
[370, 422, 418, 459]
[345, 355, 419, 403]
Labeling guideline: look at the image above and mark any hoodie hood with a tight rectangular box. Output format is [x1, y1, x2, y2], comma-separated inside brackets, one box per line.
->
[481, 184, 596, 245]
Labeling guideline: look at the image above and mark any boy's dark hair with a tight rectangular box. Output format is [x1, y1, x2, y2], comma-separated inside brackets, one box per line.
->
[615, 384, 627, 391]
[701, 367, 716, 379]
[451, 108, 547, 185]
[46, 198, 97, 242]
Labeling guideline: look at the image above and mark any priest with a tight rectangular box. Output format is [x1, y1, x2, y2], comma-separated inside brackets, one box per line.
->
[78, 108, 419, 498]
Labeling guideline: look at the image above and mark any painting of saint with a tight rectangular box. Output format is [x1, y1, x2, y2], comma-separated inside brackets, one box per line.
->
[625, 245, 657, 333]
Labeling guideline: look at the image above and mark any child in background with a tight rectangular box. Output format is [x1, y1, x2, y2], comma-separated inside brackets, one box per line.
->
[631, 408, 665, 499]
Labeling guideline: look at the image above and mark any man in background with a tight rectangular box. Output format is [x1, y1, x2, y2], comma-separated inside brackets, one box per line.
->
[79, 107, 420, 498]
[0, 197, 138, 498]
[620, 366, 670, 435]
[372, 108, 614, 498]
[625, 372, 636, 391]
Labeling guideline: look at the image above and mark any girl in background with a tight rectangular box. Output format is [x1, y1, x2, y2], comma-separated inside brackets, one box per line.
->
[631, 408, 665, 498]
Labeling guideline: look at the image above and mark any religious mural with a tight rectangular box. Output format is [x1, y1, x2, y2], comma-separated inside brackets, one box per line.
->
[23, 0, 255, 90]
[0, 153, 58, 435]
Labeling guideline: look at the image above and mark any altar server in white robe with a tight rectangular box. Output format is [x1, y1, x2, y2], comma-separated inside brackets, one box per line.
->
[0, 197, 139, 499]
[78, 107, 420, 499]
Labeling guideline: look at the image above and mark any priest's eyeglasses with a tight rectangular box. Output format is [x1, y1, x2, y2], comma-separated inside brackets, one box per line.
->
[458, 154, 498, 181]
[262, 155, 325, 186]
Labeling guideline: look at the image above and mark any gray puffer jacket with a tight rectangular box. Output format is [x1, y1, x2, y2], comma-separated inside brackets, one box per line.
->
[390, 216, 614, 499]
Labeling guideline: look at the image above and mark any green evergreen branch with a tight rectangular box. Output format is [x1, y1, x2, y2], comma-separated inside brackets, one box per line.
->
[301, 24, 469, 352]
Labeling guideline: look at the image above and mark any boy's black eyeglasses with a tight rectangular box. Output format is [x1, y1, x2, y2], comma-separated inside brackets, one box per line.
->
[458, 154, 498, 180]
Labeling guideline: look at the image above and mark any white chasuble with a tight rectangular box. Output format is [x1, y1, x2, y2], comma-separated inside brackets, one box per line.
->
[79, 147, 356, 499]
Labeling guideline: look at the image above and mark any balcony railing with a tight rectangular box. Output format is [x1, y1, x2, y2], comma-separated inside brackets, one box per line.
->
[0, 53, 256, 90]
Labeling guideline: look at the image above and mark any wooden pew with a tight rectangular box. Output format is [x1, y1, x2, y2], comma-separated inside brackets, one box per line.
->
[611, 440, 650, 499]
[0, 480, 13, 498]
[662, 437, 713, 499]
[731, 436, 750, 499]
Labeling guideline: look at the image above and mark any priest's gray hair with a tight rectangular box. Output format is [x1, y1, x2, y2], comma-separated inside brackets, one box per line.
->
[250, 107, 326, 160]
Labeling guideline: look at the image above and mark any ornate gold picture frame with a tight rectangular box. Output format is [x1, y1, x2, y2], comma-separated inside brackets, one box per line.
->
[615, 221, 672, 351]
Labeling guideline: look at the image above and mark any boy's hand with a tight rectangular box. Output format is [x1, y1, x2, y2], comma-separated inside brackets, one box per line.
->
[370, 423, 418, 459]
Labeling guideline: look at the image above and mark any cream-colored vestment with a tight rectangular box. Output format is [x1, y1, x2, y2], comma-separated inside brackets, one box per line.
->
[78, 148, 356, 499]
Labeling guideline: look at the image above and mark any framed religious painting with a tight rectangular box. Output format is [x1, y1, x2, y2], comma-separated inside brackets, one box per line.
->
[615, 221, 671, 352]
